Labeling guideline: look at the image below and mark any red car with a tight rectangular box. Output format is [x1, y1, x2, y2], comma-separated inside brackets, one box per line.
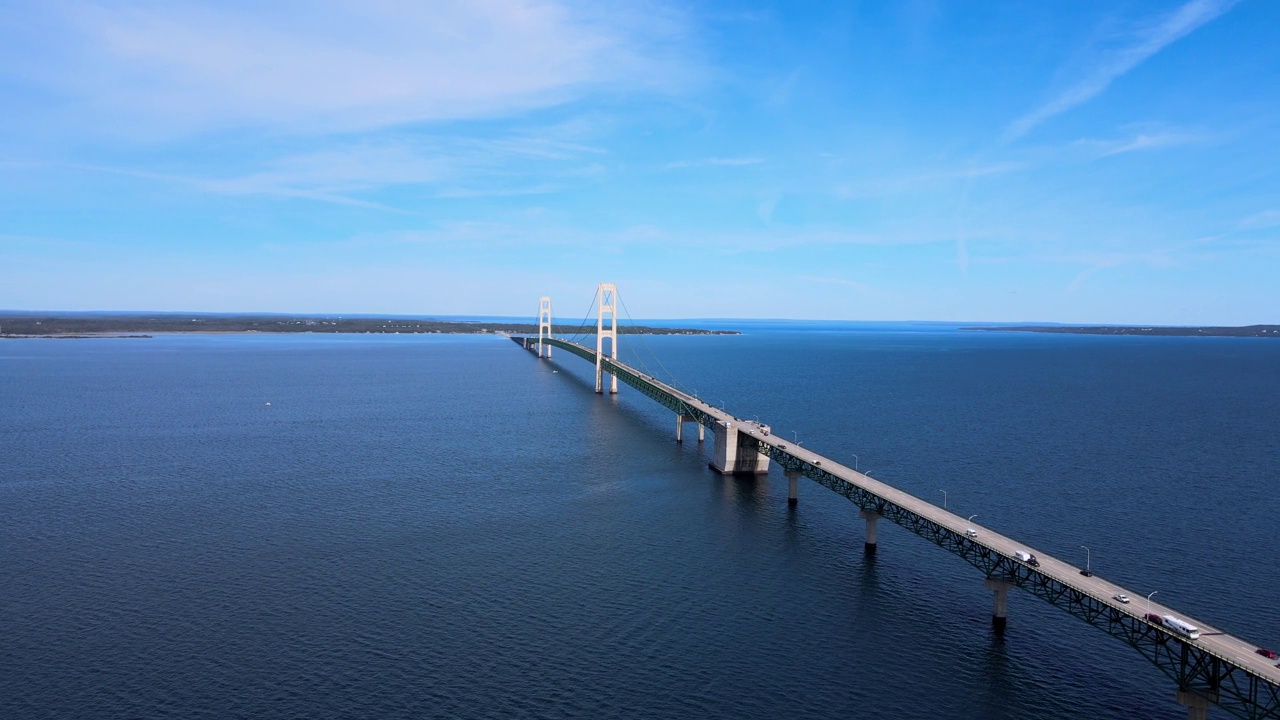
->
[1257, 648, 1278, 659]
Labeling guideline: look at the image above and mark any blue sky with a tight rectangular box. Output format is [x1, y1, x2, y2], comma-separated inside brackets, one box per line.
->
[2, 0, 1277, 323]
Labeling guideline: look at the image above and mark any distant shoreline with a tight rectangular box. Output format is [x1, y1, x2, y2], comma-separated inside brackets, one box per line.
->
[965, 325, 1280, 338]
[0, 314, 738, 338]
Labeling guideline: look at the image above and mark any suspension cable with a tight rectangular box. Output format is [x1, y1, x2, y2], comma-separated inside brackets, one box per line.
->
[564, 286, 600, 344]
[617, 291, 696, 398]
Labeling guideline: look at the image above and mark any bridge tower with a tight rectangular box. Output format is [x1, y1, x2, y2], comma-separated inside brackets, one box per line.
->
[595, 283, 618, 394]
[537, 296, 553, 358]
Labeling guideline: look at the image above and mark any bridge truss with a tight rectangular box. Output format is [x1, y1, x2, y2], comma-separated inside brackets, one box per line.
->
[516, 334, 1280, 720]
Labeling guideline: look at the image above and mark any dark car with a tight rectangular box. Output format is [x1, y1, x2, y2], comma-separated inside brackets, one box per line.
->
[1079, 569, 1093, 577]
[1257, 648, 1279, 659]
[1145, 613, 1163, 623]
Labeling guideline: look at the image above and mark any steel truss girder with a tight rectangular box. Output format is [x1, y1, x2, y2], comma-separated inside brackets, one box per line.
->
[538, 338, 718, 428]
[763, 445, 1280, 720]
[520, 336, 1280, 720]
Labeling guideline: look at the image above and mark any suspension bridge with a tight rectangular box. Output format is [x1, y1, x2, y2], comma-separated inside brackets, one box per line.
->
[513, 283, 1279, 720]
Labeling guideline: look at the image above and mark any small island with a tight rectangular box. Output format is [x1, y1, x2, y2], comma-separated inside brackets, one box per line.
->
[966, 325, 1280, 338]
[0, 313, 737, 338]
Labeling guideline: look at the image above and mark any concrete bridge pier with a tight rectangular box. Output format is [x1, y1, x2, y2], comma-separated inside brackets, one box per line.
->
[984, 578, 1015, 632]
[859, 510, 881, 554]
[676, 414, 704, 444]
[710, 421, 771, 475]
[1175, 690, 1213, 720]
[786, 470, 802, 505]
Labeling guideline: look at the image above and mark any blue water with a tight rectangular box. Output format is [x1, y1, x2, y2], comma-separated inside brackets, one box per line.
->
[2, 328, 1277, 719]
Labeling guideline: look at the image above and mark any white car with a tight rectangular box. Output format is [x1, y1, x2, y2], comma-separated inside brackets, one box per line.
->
[965, 528, 977, 537]
[1112, 593, 1130, 604]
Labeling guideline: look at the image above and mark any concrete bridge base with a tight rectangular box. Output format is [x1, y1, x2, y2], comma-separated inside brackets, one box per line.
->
[786, 470, 801, 505]
[710, 421, 770, 475]
[984, 578, 1015, 632]
[860, 510, 881, 554]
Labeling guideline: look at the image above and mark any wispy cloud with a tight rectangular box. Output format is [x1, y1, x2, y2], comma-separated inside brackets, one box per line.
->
[7, 1, 697, 137]
[834, 161, 1023, 200]
[1238, 209, 1280, 230]
[1095, 132, 1201, 157]
[1061, 251, 1176, 292]
[51, 130, 608, 207]
[1005, 0, 1240, 141]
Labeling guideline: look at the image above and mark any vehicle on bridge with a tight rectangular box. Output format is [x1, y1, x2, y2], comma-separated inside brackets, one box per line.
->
[1112, 593, 1130, 604]
[1161, 615, 1201, 639]
[1257, 648, 1278, 659]
[1014, 551, 1040, 567]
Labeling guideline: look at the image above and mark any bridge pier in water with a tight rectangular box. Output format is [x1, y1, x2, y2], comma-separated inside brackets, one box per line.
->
[859, 510, 881, 554]
[786, 470, 801, 505]
[676, 414, 704, 444]
[710, 421, 770, 475]
[984, 578, 1015, 632]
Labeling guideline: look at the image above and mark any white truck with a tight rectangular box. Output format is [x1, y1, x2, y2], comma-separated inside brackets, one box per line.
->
[1014, 551, 1040, 567]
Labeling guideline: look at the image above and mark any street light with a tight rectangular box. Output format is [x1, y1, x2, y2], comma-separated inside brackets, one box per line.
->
[1147, 590, 1160, 615]
[792, 430, 799, 443]
[1080, 545, 1092, 576]
[941, 490, 947, 509]
[967, 514, 978, 523]
[850, 453, 860, 470]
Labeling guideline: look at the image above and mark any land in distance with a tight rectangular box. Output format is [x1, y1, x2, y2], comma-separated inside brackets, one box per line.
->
[0, 313, 737, 337]
[966, 324, 1280, 338]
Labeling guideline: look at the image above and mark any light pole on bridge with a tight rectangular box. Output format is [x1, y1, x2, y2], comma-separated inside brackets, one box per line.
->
[850, 453, 859, 471]
[1147, 591, 1159, 615]
[941, 490, 947, 509]
[1080, 545, 1092, 576]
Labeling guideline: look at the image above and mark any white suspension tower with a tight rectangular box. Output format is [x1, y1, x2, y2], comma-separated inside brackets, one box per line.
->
[537, 296, 553, 358]
[595, 283, 618, 394]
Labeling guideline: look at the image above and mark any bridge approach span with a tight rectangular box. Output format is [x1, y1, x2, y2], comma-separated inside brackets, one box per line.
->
[515, 334, 1280, 720]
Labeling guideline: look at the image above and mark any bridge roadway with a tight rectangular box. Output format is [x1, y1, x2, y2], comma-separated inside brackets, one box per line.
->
[517, 335, 1280, 719]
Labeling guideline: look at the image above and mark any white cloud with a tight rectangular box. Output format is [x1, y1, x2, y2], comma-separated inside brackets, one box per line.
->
[8, 0, 697, 136]
[1005, 0, 1239, 141]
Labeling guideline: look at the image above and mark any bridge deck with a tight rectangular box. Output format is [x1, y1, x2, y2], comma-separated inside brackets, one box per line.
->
[516, 334, 1280, 718]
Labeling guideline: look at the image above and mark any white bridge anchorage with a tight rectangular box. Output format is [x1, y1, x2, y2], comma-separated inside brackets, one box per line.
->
[512, 282, 1280, 720]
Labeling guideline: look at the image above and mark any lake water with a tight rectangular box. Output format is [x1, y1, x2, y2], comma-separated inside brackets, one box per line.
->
[2, 326, 1277, 719]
